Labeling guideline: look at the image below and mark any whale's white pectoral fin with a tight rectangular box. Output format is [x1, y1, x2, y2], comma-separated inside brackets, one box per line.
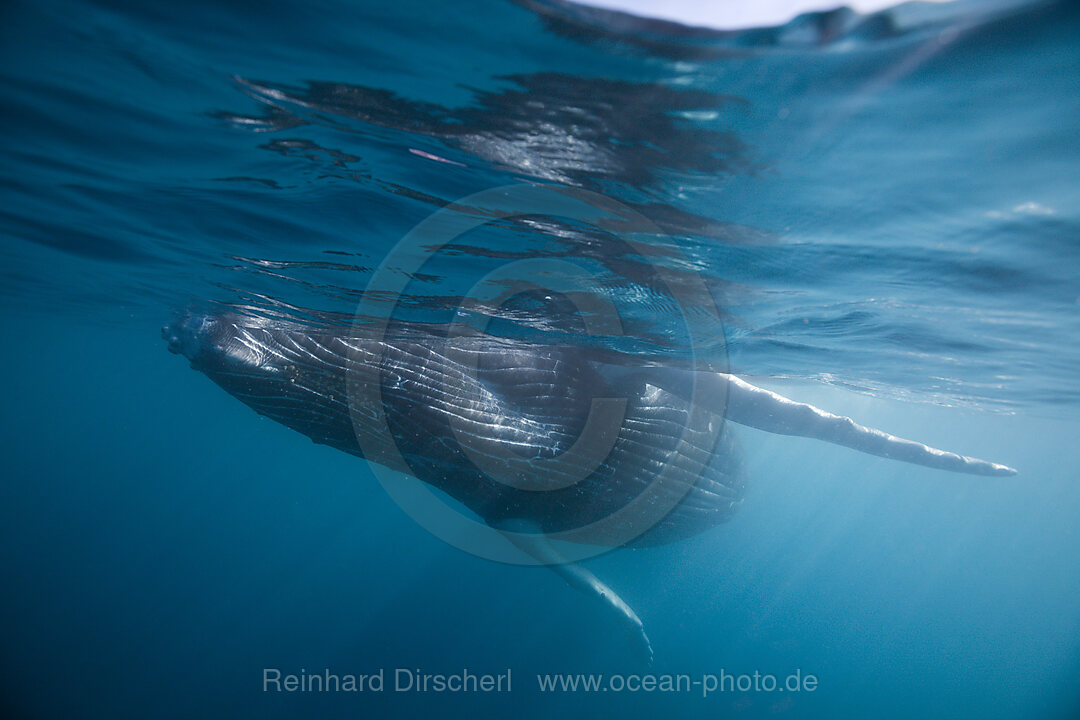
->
[492, 518, 654, 666]
[713, 374, 1017, 476]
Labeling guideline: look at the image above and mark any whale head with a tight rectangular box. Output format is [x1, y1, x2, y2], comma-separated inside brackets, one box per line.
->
[162, 309, 274, 373]
[162, 310, 215, 361]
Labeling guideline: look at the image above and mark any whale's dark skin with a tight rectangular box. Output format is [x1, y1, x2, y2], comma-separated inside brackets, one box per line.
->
[164, 309, 744, 547]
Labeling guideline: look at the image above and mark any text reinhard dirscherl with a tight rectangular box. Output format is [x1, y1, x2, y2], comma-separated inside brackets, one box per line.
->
[262, 668, 819, 698]
[263, 668, 512, 694]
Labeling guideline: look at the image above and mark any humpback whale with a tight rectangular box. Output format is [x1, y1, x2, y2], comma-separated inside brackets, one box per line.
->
[163, 309, 1015, 662]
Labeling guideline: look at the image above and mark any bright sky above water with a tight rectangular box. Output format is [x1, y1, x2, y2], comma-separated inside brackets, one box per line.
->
[576, 0, 952, 29]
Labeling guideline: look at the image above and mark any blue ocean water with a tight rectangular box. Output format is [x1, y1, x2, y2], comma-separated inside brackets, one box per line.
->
[1, 0, 1079, 718]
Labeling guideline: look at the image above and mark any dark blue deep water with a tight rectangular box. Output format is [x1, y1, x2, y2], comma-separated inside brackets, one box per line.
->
[2, 0, 1079, 718]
